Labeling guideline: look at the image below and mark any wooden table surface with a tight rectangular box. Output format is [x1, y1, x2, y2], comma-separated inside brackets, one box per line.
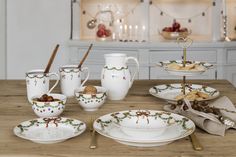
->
[0, 80, 236, 157]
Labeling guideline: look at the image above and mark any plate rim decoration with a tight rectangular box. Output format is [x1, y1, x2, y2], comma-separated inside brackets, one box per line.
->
[149, 83, 220, 102]
[157, 60, 213, 76]
[93, 110, 195, 145]
[111, 110, 177, 131]
[13, 117, 86, 143]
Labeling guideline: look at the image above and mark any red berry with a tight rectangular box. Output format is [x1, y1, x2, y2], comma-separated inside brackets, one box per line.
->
[96, 29, 105, 38]
[179, 28, 188, 32]
[172, 20, 181, 31]
[163, 27, 174, 32]
[98, 24, 106, 30]
[162, 27, 168, 31]
[104, 29, 111, 37]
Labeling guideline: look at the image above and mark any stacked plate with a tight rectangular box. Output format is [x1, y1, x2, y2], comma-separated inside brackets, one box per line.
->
[149, 84, 220, 103]
[93, 110, 195, 147]
[157, 60, 213, 76]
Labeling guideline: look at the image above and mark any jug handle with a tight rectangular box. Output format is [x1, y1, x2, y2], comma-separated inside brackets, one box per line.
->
[125, 57, 139, 88]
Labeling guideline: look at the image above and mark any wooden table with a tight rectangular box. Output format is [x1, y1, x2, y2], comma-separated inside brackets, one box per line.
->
[0, 80, 236, 157]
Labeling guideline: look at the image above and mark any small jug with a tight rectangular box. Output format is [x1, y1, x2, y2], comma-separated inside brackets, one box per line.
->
[101, 53, 139, 100]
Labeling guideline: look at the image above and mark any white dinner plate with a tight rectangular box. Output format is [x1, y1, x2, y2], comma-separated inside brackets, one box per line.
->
[93, 110, 195, 147]
[149, 84, 220, 103]
[14, 117, 86, 144]
[157, 60, 213, 76]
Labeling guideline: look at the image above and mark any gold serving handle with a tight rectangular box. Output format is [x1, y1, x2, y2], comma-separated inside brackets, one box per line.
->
[189, 133, 203, 151]
[177, 37, 192, 67]
[177, 37, 193, 49]
[90, 129, 97, 149]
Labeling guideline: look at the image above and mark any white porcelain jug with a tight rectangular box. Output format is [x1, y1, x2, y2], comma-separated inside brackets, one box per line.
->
[101, 53, 139, 100]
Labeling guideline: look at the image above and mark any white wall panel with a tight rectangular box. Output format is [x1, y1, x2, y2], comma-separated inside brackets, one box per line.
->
[0, 0, 6, 79]
[7, 0, 71, 79]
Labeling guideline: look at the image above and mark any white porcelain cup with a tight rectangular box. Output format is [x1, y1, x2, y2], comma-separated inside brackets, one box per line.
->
[59, 65, 90, 97]
[26, 69, 60, 103]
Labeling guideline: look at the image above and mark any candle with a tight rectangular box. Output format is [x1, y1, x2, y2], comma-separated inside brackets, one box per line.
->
[120, 25, 123, 31]
[142, 25, 146, 31]
[124, 25, 128, 39]
[129, 25, 132, 41]
[112, 32, 116, 40]
[113, 19, 121, 41]
[135, 25, 138, 41]
[119, 25, 123, 40]
[129, 25, 132, 31]
[142, 25, 146, 41]
[124, 25, 128, 33]
[222, 0, 227, 16]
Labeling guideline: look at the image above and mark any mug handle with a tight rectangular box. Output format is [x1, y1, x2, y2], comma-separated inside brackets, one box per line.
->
[47, 72, 60, 94]
[80, 67, 90, 87]
[125, 57, 139, 88]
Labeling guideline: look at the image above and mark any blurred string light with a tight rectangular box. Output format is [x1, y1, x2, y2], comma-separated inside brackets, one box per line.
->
[77, 1, 140, 25]
[151, 1, 213, 23]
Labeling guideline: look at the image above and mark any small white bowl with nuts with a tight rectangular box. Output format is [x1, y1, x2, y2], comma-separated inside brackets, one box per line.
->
[31, 93, 67, 118]
[75, 85, 107, 111]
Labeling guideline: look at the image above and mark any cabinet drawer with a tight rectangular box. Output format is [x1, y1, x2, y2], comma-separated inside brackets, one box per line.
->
[70, 49, 139, 65]
[78, 64, 147, 80]
[225, 66, 236, 87]
[149, 50, 217, 64]
[227, 50, 236, 64]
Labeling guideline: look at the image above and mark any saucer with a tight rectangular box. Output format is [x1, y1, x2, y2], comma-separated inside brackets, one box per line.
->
[14, 117, 86, 144]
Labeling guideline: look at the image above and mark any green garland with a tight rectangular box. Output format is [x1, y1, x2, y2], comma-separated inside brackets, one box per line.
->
[32, 101, 65, 108]
[17, 118, 85, 133]
[103, 66, 128, 71]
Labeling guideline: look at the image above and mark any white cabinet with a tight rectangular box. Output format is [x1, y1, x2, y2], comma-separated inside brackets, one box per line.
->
[4, 0, 236, 87]
[68, 40, 236, 87]
[68, 0, 236, 86]
[225, 49, 236, 86]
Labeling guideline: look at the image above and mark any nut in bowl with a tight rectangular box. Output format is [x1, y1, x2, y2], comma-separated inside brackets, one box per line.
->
[75, 86, 107, 111]
[111, 110, 177, 139]
[31, 93, 67, 118]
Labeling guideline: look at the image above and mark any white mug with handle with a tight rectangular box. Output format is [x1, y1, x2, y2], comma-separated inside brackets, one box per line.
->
[59, 65, 90, 97]
[26, 69, 59, 103]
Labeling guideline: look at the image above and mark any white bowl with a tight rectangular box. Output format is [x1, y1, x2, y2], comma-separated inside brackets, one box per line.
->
[161, 30, 191, 40]
[111, 110, 177, 139]
[31, 93, 67, 118]
[75, 86, 107, 111]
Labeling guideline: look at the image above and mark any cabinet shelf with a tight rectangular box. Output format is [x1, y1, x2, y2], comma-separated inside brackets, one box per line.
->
[72, 0, 236, 42]
[68, 0, 236, 86]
